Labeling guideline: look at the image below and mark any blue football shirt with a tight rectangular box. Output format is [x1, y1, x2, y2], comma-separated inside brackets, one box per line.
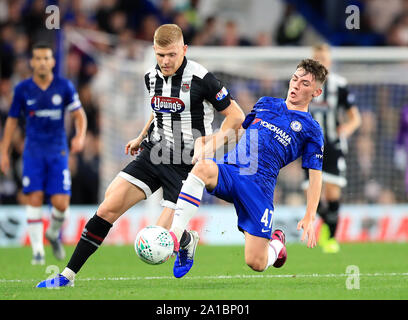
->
[8, 76, 81, 151]
[224, 96, 324, 200]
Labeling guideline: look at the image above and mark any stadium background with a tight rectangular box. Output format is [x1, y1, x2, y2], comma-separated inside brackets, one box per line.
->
[1, 0, 408, 247]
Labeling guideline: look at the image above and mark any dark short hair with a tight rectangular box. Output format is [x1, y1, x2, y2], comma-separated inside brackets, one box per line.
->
[32, 42, 54, 53]
[296, 58, 328, 84]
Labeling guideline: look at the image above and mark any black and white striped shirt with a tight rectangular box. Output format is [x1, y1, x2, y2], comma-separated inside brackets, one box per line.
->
[308, 73, 355, 148]
[142, 57, 231, 165]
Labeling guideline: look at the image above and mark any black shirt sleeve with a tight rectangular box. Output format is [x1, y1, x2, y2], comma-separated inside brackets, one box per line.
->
[338, 86, 355, 110]
[201, 72, 232, 112]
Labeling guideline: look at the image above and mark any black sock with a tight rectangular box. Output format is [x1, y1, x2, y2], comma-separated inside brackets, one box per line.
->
[179, 230, 191, 248]
[326, 201, 340, 238]
[317, 201, 329, 221]
[67, 214, 112, 274]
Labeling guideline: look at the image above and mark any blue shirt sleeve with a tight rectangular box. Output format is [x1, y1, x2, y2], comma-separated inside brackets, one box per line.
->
[8, 84, 24, 118]
[302, 124, 324, 170]
[64, 80, 81, 112]
[242, 97, 267, 129]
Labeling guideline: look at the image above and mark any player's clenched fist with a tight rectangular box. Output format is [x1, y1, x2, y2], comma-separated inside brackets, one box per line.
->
[125, 135, 144, 156]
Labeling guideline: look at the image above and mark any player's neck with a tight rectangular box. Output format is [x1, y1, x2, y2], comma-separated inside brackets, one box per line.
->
[33, 73, 54, 91]
[285, 99, 309, 113]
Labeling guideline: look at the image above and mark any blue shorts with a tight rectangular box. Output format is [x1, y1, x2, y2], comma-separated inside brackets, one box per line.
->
[22, 147, 71, 196]
[208, 160, 275, 239]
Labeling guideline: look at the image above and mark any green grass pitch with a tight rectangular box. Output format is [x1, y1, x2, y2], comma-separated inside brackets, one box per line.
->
[1, 243, 407, 300]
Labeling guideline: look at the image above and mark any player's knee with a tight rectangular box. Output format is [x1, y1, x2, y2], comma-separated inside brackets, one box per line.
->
[97, 201, 120, 224]
[27, 192, 44, 207]
[54, 203, 69, 212]
[245, 255, 267, 272]
[192, 160, 216, 182]
[51, 197, 70, 212]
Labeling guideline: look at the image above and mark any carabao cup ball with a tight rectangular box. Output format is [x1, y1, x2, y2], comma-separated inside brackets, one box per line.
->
[134, 225, 174, 265]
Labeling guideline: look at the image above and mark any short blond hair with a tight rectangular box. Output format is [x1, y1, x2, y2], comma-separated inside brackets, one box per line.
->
[312, 43, 330, 53]
[154, 24, 184, 47]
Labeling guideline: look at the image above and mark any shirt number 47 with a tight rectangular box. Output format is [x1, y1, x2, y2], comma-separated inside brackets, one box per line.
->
[260, 208, 274, 232]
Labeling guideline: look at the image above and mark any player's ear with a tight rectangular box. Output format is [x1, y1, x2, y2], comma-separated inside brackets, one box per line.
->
[312, 88, 322, 98]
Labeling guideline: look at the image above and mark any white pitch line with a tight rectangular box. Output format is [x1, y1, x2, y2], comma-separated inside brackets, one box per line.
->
[1, 272, 408, 283]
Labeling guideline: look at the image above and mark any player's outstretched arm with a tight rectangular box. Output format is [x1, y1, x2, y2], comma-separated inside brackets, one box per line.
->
[0, 117, 18, 175]
[192, 100, 244, 164]
[297, 169, 322, 248]
[70, 108, 87, 154]
[125, 112, 154, 156]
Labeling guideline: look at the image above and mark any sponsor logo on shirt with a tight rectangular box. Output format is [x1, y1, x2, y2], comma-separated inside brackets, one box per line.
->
[316, 145, 324, 159]
[151, 96, 185, 113]
[256, 118, 292, 147]
[32, 109, 62, 120]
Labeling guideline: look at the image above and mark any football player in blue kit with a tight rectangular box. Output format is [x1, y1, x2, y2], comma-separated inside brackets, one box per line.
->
[169, 59, 328, 275]
[0, 43, 87, 265]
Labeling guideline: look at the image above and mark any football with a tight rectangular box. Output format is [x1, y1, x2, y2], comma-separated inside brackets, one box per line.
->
[134, 226, 174, 265]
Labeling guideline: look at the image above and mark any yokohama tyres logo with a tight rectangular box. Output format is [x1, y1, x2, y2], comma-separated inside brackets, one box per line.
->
[151, 96, 185, 113]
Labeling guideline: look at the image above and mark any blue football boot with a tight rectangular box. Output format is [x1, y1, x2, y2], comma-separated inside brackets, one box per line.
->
[173, 231, 199, 278]
[36, 274, 73, 288]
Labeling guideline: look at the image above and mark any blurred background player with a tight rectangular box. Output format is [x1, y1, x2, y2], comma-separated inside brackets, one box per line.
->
[306, 44, 361, 253]
[36, 24, 244, 288]
[0, 43, 87, 265]
[395, 103, 408, 196]
[169, 59, 327, 276]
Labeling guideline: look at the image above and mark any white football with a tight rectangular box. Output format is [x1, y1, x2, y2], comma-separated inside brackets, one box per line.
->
[134, 226, 174, 265]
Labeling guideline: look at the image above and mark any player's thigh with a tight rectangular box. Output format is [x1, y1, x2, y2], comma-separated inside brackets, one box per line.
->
[207, 162, 235, 203]
[233, 178, 275, 238]
[22, 151, 46, 194]
[119, 149, 162, 200]
[97, 175, 146, 224]
[45, 152, 71, 196]
[244, 231, 269, 270]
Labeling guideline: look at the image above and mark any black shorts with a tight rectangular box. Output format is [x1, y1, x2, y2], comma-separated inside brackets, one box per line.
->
[321, 143, 347, 187]
[119, 148, 193, 208]
[303, 143, 347, 188]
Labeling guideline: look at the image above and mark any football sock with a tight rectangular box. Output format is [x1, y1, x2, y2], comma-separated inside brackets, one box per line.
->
[317, 201, 329, 220]
[171, 173, 205, 242]
[66, 214, 112, 274]
[47, 207, 68, 239]
[26, 205, 44, 256]
[61, 267, 76, 281]
[326, 200, 340, 238]
[265, 239, 284, 270]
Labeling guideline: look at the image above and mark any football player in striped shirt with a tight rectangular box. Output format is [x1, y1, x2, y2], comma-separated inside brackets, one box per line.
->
[36, 24, 244, 287]
[308, 44, 361, 253]
[1, 43, 87, 265]
[169, 59, 327, 275]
